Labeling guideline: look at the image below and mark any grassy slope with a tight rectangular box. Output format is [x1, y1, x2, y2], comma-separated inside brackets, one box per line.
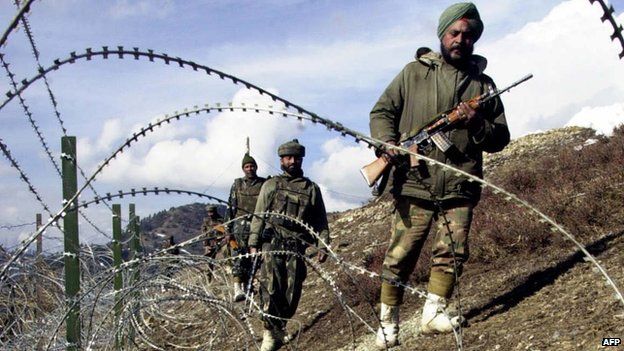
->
[292, 126, 624, 350]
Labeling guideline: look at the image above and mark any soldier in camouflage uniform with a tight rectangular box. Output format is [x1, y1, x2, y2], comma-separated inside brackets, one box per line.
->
[201, 205, 225, 280]
[248, 139, 330, 351]
[162, 235, 180, 255]
[226, 153, 267, 301]
[369, 3, 510, 347]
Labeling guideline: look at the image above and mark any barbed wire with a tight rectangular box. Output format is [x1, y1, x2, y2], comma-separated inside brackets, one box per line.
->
[3, 90, 621, 349]
[0, 137, 53, 216]
[1, 54, 112, 240]
[0, 0, 35, 49]
[3, 3, 116, 237]
[0, 221, 35, 230]
[589, 0, 624, 59]
[0, 7, 622, 346]
[0, 53, 60, 174]
[13, 0, 67, 134]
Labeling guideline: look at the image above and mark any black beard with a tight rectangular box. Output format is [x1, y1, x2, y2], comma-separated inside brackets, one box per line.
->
[440, 42, 472, 68]
[281, 164, 303, 177]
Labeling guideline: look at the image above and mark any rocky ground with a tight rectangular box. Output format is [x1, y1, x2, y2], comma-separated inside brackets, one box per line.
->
[276, 126, 624, 351]
[132, 126, 623, 351]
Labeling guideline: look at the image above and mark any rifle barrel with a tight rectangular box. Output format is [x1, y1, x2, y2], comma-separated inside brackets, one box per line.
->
[484, 73, 533, 102]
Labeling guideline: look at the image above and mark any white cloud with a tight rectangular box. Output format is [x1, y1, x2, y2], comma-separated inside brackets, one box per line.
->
[108, 0, 174, 19]
[481, 0, 624, 137]
[223, 37, 418, 90]
[97, 88, 305, 189]
[97, 119, 123, 151]
[309, 137, 374, 211]
[565, 103, 624, 136]
[78, 118, 124, 164]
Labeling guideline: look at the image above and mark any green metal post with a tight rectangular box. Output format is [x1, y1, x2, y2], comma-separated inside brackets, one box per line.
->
[112, 204, 123, 348]
[36, 213, 42, 257]
[61, 136, 80, 350]
[128, 204, 141, 342]
[35, 213, 42, 321]
[129, 204, 142, 277]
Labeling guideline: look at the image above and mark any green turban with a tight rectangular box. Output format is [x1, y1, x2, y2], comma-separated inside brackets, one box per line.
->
[277, 139, 305, 157]
[241, 153, 257, 167]
[437, 2, 483, 41]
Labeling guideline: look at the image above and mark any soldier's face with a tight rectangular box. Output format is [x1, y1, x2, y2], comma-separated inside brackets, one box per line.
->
[280, 155, 303, 173]
[243, 163, 257, 178]
[440, 19, 475, 65]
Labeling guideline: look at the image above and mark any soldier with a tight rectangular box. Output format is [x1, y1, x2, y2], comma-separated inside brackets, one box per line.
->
[226, 153, 267, 301]
[201, 205, 225, 279]
[248, 139, 330, 351]
[162, 235, 180, 255]
[369, 2, 510, 347]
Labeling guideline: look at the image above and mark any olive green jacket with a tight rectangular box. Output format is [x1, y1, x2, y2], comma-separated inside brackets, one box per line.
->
[226, 176, 266, 220]
[370, 51, 510, 202]
[248, 172, 330, 248]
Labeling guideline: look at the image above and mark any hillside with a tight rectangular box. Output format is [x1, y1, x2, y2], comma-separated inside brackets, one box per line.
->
[293, 125, 624, 350]
[131, 125, 624, 350]
[138, 203, 226, 254]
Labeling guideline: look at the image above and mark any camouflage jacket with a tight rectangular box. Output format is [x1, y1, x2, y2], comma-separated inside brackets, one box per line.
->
[226, 176, 267, 221]
[370, 51, 510, 202]
[248, 172, 330, 248]
[201, 214, 224, 246]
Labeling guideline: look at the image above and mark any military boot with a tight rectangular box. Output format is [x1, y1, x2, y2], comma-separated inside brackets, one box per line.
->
[260, 327, 284, 351]
[233, 282, 246, 302]
[375, 303, 399, 348]
[420, 292, 461, 334]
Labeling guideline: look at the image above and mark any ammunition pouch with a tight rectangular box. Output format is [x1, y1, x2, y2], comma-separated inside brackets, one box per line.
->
[232, 220, 252, 246]
[271, 217, 306, 232]
[260, 228, 275, 244]
[272, 237, 306, 253]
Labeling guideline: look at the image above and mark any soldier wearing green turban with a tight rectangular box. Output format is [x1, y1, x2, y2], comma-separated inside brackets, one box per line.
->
[369, 2, 510, 348]
[225, 153, 267, 301]
[248, 139, 330, 351]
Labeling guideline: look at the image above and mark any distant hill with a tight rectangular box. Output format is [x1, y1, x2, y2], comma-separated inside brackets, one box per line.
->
[138, 202, 226, 254]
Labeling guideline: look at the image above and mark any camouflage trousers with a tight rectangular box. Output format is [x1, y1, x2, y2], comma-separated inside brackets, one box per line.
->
[380, 196, 473, 305]
[231, 223, 252, 284]
[259, 240, 307, 330]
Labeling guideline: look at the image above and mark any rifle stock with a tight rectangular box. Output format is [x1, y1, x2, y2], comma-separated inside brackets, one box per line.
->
[360, 156, 389, 187]
[361, 94, 485, 187]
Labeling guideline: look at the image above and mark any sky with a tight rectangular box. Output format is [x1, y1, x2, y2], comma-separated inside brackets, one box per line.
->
[0, 0, 623, 251]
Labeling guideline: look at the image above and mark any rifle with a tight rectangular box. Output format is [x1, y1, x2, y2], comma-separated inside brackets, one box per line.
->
[360, 73, 533, 187]
[245, 254, 261, 312]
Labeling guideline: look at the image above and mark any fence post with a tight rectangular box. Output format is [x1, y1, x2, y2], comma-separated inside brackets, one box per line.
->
[127, 203, 141, 342]
[129, 204, 142, 279]
[34, 213, 42, 322]
[36, 213, 42, 258]
[61, 136, 80, 351]
[112, 204, 123, 348]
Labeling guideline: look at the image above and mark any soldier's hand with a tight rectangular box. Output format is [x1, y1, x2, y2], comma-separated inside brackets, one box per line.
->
[458, 102, 483, 131]
[381, 140, 399, 164]
[317, 249, 328, 263]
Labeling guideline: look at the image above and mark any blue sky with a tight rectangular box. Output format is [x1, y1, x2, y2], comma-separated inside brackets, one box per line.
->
[1, 0, 623, 251]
